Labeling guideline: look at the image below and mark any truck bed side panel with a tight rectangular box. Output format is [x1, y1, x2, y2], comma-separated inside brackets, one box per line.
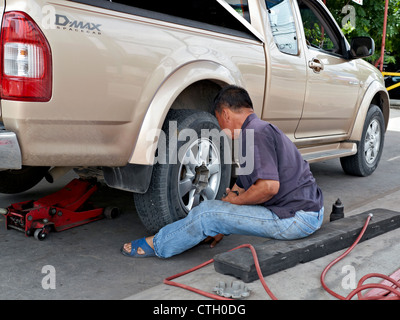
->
[1, 0, 265, 166]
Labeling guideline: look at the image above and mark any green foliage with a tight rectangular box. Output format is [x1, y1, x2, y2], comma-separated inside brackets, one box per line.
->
[341, 21, 355, 35]
[303, 22, 335, 50]
[325, 0, 400, 67]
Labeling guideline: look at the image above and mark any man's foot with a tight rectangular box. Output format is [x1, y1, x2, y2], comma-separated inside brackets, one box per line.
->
[121, 236, 155, 258]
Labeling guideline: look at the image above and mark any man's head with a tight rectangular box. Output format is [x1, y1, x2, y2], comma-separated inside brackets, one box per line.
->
[213, 85, 253, 114]
[213, 85, 254, 139]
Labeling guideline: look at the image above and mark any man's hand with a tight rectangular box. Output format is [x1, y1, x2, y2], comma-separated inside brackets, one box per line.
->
[222, 188, 239, 204]
[204, 234, 224, 248]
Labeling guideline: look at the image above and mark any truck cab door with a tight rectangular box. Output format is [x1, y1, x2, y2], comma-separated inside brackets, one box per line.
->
[294, 0, 361, 139]
[261, 0, 307, 138]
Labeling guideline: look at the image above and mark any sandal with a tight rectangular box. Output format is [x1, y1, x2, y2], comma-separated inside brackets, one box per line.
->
[121, 237, 156, 258]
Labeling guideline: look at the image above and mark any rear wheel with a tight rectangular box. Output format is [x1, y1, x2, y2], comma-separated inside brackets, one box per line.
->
[134, 109, 231, 234]
[340, 105, 385, 177]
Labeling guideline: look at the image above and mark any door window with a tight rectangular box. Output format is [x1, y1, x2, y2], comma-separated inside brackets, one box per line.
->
[225, 0, 250, 22]
[266, 0, 299, 55]
[298, 0, 343, 55]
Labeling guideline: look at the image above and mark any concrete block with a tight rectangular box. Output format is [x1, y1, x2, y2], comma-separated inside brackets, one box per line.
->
[213, 209, 400, 283]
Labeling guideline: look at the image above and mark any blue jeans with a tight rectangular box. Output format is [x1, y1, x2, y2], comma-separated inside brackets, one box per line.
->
[153, 200, 324, 258]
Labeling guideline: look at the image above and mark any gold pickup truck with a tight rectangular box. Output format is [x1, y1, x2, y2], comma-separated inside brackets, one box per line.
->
[0, 0, 389, 232]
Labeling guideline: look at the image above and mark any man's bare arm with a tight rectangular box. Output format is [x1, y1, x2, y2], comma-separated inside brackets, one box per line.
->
[223, 179, 279, 205]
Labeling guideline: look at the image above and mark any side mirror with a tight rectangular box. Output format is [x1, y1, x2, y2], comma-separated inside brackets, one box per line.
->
[350, 37, 375, 59]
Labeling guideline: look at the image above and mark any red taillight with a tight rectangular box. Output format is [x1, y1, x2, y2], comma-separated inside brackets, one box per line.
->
[1, 11, 52, 102]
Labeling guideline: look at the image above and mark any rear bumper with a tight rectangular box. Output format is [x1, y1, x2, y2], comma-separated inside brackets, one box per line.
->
[0, 130, 22, 169]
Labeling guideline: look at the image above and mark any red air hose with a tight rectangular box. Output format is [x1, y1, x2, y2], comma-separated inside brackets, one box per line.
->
[164, 214, 400, 300]
[164, 244, 278, 300]
[320, 213, 400, 300]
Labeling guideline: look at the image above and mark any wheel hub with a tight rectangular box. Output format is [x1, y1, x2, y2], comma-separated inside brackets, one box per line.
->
[177, 138, 222, 213]
[193, 163, 209, 194]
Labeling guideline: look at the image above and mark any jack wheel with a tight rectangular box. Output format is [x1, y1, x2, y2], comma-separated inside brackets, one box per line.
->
[34, 228, 47, 241]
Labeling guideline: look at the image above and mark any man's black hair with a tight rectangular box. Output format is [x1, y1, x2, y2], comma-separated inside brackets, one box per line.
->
[213, 85, 253, 114]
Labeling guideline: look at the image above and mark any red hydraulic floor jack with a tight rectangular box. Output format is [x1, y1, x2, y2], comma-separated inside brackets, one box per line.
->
[1, 178, 119, 240]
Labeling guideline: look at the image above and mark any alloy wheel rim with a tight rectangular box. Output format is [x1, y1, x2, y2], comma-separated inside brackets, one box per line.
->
[177, 138, 221, 213]
[364, 119, 381, 165]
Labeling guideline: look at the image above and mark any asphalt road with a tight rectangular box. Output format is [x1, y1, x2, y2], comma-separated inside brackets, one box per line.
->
[0, 108, 399, 300]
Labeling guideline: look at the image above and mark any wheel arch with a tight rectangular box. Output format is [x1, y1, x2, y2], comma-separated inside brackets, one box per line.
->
[128, 61, 242, 165]
[349, 81, 390, 142]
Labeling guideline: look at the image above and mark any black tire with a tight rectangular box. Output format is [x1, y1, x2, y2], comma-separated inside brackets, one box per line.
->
[0, 166, 50, 194]
[340, 105, 385, 177]
[134, 109, 231, 234]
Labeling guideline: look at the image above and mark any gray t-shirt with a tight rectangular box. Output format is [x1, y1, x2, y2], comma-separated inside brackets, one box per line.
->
[236, 113, 323, 219]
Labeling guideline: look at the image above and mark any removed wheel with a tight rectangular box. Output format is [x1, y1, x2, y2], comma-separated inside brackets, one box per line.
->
[134, 109, 231, 234]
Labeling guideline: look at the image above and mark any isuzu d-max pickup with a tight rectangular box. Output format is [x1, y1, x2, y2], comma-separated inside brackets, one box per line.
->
[0, 0, 389, 232]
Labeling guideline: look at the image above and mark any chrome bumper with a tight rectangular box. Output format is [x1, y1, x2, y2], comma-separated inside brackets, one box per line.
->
[0, 130, 22, 169]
